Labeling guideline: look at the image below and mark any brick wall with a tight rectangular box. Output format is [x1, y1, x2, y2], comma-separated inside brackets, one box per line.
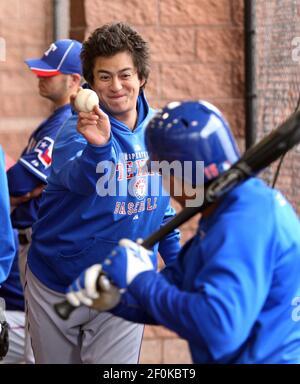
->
[0, 0, 53, 159]
[255, 0, 300, 215]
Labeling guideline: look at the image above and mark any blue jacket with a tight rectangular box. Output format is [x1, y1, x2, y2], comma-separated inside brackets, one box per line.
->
[28, 92, 180, 292]
[7, 104, 73, 229]
[114, 178, 300, 363]
[0, 146, 15, 284]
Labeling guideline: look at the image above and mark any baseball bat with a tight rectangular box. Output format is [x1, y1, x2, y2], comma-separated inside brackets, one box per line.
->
[54, 110, 300, 320]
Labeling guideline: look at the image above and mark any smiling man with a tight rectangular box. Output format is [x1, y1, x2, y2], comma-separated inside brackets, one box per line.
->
[25, 22, 180, 364]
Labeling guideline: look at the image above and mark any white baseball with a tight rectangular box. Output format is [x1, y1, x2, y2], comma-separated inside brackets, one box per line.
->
[74, 89, 99, 112]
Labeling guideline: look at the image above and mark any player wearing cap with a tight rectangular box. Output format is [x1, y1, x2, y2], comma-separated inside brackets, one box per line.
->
[1, 39, 82, 364]
[67, 101, 300, 364]
[25, 22, 180, 364]
[7, 38, 82, 283]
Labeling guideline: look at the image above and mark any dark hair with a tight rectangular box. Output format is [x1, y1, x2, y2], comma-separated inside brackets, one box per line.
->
[81, 22, 150, 88]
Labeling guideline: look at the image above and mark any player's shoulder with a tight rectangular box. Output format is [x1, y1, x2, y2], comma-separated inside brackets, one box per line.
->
[220, 177, 297, 229]
[228, 177, 274, 208]
[33, 106, 72, 139]
[208, 178, 275, 231]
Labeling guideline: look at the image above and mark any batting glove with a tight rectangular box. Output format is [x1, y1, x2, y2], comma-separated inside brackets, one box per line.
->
[66, 264, 110, 307]
[102, 239, 155, 289]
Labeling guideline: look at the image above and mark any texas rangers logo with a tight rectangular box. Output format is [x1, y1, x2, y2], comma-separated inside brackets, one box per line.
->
[132, 177, 147, 200]
[44, 43, 58, 56]
[34, 137, 54, 168]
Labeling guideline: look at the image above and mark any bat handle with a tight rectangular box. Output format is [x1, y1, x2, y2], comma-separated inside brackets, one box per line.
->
[54, 300, 77, 320]
[54, 271, 104, 320]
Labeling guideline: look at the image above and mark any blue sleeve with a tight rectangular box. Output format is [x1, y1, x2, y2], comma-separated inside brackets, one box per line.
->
[19, 133, 55, 183]
[111, 251, 186, 324]
[127, 211, 274, 361]
[18, 110, 71, 183]
[157, 203, 181, 265]
[0, 148, 15, 284]
[110, 290, 157, 325]
[7, 162, 44, 196]
[49, 116, 113, 195]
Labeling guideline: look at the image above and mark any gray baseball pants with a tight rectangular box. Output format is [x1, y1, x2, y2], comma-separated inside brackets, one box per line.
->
[25, 267, 144, 364]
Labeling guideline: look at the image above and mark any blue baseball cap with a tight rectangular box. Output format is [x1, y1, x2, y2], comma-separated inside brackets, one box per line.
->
[25, 39, 82, 77]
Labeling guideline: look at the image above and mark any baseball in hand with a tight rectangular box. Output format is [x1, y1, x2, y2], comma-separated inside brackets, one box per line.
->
[74, 89, 99, 112]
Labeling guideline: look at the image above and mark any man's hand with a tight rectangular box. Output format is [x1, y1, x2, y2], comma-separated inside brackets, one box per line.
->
[102, 239, 156, 289]
[66, 265, 121, 311]
[10, 184, 44, 207]
[65, 239, 155, 311]
[71, 92, 111, 146]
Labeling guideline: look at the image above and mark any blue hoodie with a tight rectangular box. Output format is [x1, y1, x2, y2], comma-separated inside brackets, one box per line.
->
[28, 92, 180, 292]
[0, 146, 15, 284]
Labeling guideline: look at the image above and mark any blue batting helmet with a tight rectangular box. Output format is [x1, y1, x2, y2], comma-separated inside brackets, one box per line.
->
[145, 100, 240, 184]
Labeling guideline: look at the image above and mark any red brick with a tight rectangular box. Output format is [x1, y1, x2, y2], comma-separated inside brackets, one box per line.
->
[0, 70, 38, 94]
[162, 339, 192, 363]
[0, 95, 26, 117]
[212, 99, 245, 138]
[70, 28, 86, 42]
[232, 63, 245, 98]
[85, 0, 158, 28]
[231, 0, 244, 26]
[0, 117, 40, 157]
[0, 91, 51, 119]
[139, 339, 163, 364]
[20, 0, 52, 21]
[0, 131, 27, 158]
[0, 0, 21, 19]
[19, 19, 52, 46]
[22, 94, 52, 117]
[23, 44, 51, 60]
[140, 27, 196, 63]
[70, 0, 86, 27]
[160, 0, 231, 26]
[145, 64, 160, 101]
[197, 28, 244, 63]
[1, 19, 52, 47]
[161, 64, 233, 99]
[0, 45, 24, 71]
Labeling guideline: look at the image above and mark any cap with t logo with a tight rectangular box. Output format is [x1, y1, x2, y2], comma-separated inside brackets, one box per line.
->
[25, 39, 82, 77]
